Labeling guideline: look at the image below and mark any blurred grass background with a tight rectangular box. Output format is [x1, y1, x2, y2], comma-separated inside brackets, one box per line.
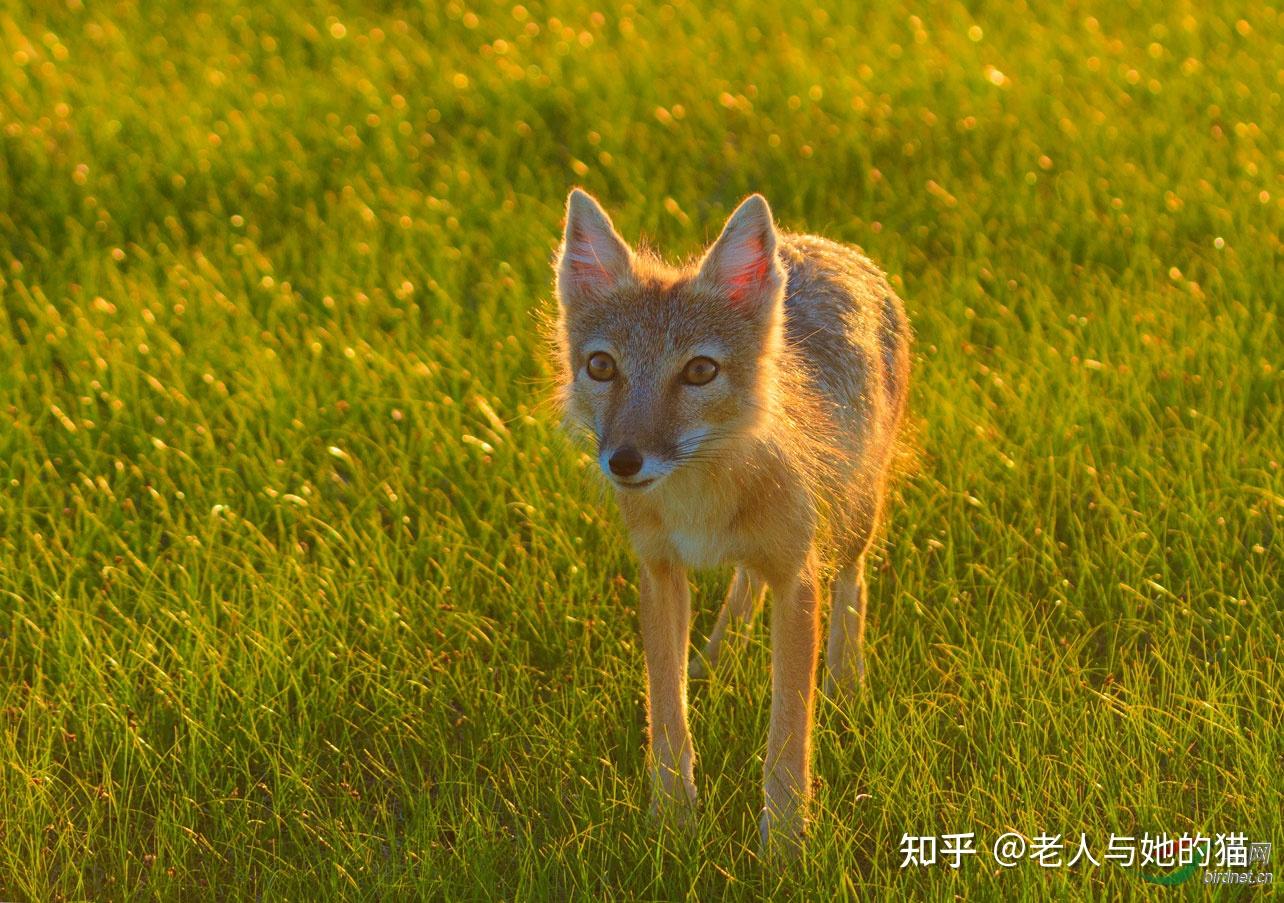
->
[0, 0, 1280, 898]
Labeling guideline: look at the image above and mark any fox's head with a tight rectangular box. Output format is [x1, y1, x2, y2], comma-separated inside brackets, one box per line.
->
[553, 189, 786, 493]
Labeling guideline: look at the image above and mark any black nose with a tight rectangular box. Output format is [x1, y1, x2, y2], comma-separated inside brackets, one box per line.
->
[608, 446, 644, 477]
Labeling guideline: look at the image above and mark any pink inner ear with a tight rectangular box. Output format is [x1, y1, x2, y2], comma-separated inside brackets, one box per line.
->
[726, 235, 769, 305]
[568, 228, 611, 282]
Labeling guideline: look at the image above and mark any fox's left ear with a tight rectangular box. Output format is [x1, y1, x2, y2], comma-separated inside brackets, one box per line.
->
[696, 194, 784, 313]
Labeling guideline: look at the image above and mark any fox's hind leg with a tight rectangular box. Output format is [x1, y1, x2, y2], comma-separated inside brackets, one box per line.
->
[826, 483, 889, 697]
[690, 566, 766, 679]
[824, 557, 868, 696]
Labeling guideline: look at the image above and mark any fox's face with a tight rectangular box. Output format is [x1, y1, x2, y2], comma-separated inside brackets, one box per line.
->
[554, 190, 785, 492]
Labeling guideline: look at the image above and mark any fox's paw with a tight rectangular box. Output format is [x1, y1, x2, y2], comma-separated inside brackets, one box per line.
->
[822, 656, 866, 700]
[759, 784, 808, 860]
[648, 784, 697, 829]
[758, 805, 806, 860]
[688, 651, 711, 681]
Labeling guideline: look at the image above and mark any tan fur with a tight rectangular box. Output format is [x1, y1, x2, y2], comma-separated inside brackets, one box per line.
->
[552, 188, 910, 854]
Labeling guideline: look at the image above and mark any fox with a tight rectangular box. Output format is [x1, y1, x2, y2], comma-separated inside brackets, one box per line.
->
[552, 188, 910, 854]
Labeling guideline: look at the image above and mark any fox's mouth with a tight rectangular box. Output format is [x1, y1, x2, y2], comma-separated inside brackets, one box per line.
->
[612, 477, 656, 490]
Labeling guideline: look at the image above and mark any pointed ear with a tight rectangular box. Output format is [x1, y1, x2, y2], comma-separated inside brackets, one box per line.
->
[696, 194, 783, 311]
[556, 188, 633, 303]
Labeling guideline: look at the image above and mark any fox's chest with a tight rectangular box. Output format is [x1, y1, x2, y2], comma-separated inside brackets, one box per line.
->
[667, 522, 735, 570]
[655, 491, 743, 569]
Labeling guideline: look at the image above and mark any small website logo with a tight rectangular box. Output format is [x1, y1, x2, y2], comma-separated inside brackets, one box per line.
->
[897, 830, 1273, 887]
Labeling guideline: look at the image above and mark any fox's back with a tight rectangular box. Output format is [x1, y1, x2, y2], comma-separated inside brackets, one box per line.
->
[777, 233, 910, 472]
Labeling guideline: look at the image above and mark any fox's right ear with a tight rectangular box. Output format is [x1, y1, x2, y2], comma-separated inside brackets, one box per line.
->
[556, 188, 632, 303]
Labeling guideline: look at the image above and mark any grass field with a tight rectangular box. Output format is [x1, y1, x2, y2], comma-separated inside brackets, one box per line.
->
[1, 0, 1281, 898]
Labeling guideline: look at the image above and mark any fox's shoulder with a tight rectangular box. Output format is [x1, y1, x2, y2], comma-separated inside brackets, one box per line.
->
[776, 231, 904, 331]
[777, 232, 890, 295]
[775, 230, 911, 412]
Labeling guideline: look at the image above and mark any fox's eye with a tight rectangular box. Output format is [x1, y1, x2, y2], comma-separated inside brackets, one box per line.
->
[682, 356, 719, 386]
[586, 351, 617, 382]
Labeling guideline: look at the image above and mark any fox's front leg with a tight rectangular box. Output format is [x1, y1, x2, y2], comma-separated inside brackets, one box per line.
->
[639, 558, 696, 819]
[760, 553, 821, 855]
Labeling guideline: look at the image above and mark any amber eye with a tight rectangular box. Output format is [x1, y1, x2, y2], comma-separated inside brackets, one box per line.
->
[586, 351, 616, 381]
[682, 356, 719, 386]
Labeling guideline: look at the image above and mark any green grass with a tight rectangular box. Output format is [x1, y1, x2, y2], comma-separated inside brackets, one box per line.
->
[1, 0, 1281, 898]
